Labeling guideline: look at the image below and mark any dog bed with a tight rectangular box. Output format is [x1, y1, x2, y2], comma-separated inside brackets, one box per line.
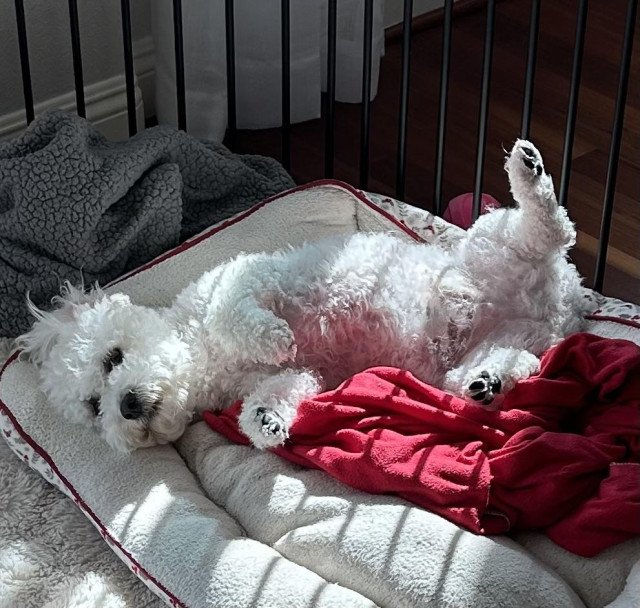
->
[1, 181, 639, 608]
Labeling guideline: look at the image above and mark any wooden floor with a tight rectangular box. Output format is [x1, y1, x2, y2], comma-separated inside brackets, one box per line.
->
[232, 0, 639, 304]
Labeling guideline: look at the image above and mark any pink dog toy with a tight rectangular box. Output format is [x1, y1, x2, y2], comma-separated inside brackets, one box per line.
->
[444, 193, 501, 230]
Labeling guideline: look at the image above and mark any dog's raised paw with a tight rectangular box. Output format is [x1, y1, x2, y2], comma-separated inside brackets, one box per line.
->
[467, 371, 502, 407]
[509, 140, 544, 179]
[520, 145, 543, 176]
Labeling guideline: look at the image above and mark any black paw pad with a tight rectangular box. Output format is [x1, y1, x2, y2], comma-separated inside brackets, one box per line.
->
[520, 147, 543, 176]
[468, 371, 502, 406]
[522, 156, 535, 170]
[256, 407, 286, 437]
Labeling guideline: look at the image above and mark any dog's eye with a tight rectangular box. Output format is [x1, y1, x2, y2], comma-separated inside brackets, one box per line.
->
[87, 396, 101, 416]
[104, 347, 124, 373]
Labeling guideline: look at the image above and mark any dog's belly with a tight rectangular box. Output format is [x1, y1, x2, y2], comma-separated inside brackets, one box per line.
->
[288, 298, 469, 390]
[269, 232, 480, 389]
[293, 312, 405, 387]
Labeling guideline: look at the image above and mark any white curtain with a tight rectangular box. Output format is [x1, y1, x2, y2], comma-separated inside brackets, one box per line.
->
[151, 0, 385, 141]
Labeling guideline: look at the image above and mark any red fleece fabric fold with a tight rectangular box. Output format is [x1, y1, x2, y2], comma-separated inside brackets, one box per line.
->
[204, 333, 640, 556]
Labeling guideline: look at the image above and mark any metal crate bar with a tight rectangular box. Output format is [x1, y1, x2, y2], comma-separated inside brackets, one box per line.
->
[68, 0, 85, 118]
[520, 0, 540, 139]
[225, 0, 237, 146]
[359, 0, 374, 190]
[120, 0, 137, 136]
[172, 0, 187, 131]
[14, 0, 34, 125]
[281, 0, 291, 171]
[472, 0, 496, 220]
[395, 0, 413, 200]
[434, 0, 454, 217]
[558, 0, 588, 208]
[324, 0, 337, 178]
[594, 0, 638, 292]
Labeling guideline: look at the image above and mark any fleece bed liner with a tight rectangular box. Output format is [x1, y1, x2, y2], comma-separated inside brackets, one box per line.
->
[1, 181, 639, 608]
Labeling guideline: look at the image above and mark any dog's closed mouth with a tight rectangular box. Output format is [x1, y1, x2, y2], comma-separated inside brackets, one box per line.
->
[135, 402, 160, 422]
[141, 400, 161, 421]
[88, 396, 101, 417]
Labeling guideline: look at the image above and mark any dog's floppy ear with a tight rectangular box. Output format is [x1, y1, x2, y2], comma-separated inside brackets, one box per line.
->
[17, 281, 103, 366]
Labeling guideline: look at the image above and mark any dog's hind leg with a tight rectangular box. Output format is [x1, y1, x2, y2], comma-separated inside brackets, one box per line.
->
[238, 369, 321, 449]
[503, 139, 576, 257]
[443, 342, 540, 409]
[462, 141, 575, 261]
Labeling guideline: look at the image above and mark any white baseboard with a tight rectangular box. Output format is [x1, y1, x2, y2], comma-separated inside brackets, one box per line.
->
[133, 35, 156, 121]
[0, 35, 155, 141]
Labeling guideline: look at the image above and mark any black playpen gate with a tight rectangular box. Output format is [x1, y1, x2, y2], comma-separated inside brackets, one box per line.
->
[11, 0, 638, 293]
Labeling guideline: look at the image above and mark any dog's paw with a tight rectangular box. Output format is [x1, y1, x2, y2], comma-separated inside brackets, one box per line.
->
[465, 371, 503, 409]
[504, 139, 557, 212]
[518, 142, 543, 177]
[239, 404, 289, 449]
[506, 139, 544, 178]
[272, 324, 297, 362]
[257, 407, 287, 437]
[257, 320, 297, 365]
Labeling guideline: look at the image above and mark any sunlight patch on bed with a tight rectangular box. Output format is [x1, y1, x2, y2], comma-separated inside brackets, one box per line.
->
[110, 483, 174, 543]
[267, 474, 308, 515]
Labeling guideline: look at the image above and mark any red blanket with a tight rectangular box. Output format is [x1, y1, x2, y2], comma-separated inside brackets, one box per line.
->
[204, 333, 640, 556]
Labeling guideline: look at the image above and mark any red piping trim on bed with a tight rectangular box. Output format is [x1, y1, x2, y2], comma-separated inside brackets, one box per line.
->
[2, 182, 638, 608]
[108, 180, 423, 287]
[1, 182, 416, 608]
[586, 315, 640, 329]
[0, 352, 186, 608]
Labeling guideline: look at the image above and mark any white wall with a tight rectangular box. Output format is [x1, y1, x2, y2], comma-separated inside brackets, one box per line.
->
[0, 0, 152, 140]
[384, 0, 444, 28]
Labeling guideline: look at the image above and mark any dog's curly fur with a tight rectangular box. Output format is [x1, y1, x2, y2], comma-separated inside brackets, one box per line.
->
[18, 140, 595, 452]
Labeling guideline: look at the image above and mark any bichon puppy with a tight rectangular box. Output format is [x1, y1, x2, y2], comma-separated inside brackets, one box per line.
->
[18, 140, 593, 452]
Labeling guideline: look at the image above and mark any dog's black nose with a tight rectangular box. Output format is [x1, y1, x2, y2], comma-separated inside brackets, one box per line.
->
[120, 391, 144, 420]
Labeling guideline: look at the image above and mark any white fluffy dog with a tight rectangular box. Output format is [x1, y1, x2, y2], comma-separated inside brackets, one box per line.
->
[18, 140, 592, 452]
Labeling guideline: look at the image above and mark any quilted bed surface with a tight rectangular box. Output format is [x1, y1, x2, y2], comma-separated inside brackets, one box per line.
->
[1, 182, 639, 608]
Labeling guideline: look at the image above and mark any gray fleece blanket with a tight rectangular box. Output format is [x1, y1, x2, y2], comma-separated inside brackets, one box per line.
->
[0, 111, 294, 338]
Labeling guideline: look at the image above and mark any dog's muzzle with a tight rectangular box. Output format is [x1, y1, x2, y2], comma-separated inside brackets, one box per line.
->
[120, 391, 145, 420]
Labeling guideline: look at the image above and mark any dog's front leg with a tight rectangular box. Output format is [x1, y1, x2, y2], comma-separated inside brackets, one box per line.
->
[210, 295, 297, 367]
[238, 369, 321, 449]
[444, 343, 540, 409]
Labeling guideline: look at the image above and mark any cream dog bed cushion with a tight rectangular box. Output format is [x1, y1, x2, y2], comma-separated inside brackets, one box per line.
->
[1, 182, 638, 608]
